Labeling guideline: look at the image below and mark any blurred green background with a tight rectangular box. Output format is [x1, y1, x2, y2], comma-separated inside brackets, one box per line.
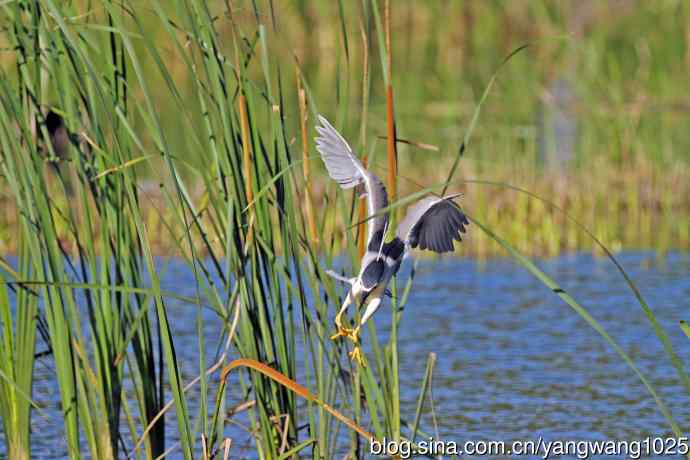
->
[141, 0, 690, 170]
[1, 0, 689, 256]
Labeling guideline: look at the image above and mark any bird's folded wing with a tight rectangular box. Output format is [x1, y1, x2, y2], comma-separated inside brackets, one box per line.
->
[397, 195, 469, 253]
[361, 259, 385, 290]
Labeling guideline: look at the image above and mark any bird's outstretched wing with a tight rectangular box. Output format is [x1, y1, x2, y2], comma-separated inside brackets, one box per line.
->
[397, 194, 469, 253]
[315, 115, 388, 248]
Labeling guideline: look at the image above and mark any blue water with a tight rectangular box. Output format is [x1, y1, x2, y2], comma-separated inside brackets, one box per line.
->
[6, 252, 690, 458]
[398, 253, 690, 444]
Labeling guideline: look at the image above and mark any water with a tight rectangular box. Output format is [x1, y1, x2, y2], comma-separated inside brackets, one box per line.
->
[396, 252, 690, 445]
[9, 252, 690, 458]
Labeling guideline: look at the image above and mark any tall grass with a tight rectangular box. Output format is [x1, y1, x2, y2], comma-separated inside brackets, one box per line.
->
[0, 1, 688, 459]
[0, 1, 417, 457]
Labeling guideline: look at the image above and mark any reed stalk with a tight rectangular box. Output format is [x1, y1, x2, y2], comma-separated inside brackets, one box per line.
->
[383, 0, 397, 215]
[297, 72, 319, 248]
[357, 18, 371, 259]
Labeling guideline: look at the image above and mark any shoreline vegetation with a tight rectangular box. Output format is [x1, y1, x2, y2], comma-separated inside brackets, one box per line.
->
[1, 155, 687, 258]
[1, 2, 689, 259]
[1, 1, 689, 459]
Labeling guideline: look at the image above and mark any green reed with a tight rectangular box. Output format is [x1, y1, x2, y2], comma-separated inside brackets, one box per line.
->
[0, 1, 688, 459]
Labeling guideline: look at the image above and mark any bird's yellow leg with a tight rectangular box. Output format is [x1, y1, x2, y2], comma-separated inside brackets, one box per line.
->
[330, 316, 354, 340]
[347, 325, 361, 343]
[347, 326, 366, 366]
[346, 294, 383, 365]
[349, 346, 366, 367]
[330, 291, 355, 341]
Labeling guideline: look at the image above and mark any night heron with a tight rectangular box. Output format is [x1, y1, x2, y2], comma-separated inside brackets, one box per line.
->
[315, 115, 469, 365]
[45, 110, 71, 160]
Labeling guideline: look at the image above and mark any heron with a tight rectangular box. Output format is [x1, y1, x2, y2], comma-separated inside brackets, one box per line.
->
[45, 110, 71, 160]
[315, 115, 469, 365]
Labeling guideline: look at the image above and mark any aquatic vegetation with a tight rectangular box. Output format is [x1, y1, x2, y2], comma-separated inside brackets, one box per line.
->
[0, 1, 688, 459]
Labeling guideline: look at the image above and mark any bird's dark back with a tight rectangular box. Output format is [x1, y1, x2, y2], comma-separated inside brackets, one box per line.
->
[382, 237, 405, 261]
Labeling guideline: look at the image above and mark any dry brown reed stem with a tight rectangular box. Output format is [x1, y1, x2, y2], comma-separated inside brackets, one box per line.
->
[153, 443, 178, 460]
[358, 20, 370, 258]
[377, 136, 439, 151]
[384, 0, 397, 216]
[219, 358, 375, 445]
[235, 43, 254, 246]
[297, 72, 319, 247]
[385, 80, 397, 212]
[201, 435, 208, 460]
[222, 439, 232, 460]
[238, 93, 253, 238]
[357, 156, 369, 258]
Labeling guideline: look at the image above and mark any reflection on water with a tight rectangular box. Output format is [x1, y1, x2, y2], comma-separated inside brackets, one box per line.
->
[11, 252, 690, 458]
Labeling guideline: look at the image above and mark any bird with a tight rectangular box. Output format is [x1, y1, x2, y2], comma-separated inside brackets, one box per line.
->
[45, 109, 71, 160]
[41, 110, 96, 198]
[314, 115, 469, 365]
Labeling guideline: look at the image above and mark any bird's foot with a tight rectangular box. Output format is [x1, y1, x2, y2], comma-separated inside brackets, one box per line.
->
[348, 325, 361, 343]
[332, 321, 365, 365]
[346, 326, 365, 366]
[348, 344, 366, 367]
[330, 325, 355, 341]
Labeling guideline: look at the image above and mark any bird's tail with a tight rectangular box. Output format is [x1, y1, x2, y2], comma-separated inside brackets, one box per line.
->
[325, 269, 355, 286]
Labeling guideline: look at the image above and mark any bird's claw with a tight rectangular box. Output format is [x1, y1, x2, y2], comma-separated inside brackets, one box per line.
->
[348, 344, 366, 367]
[346, 327, 365, 366]
[332, 321, 365, 365]
[330, 325, 355, 341]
